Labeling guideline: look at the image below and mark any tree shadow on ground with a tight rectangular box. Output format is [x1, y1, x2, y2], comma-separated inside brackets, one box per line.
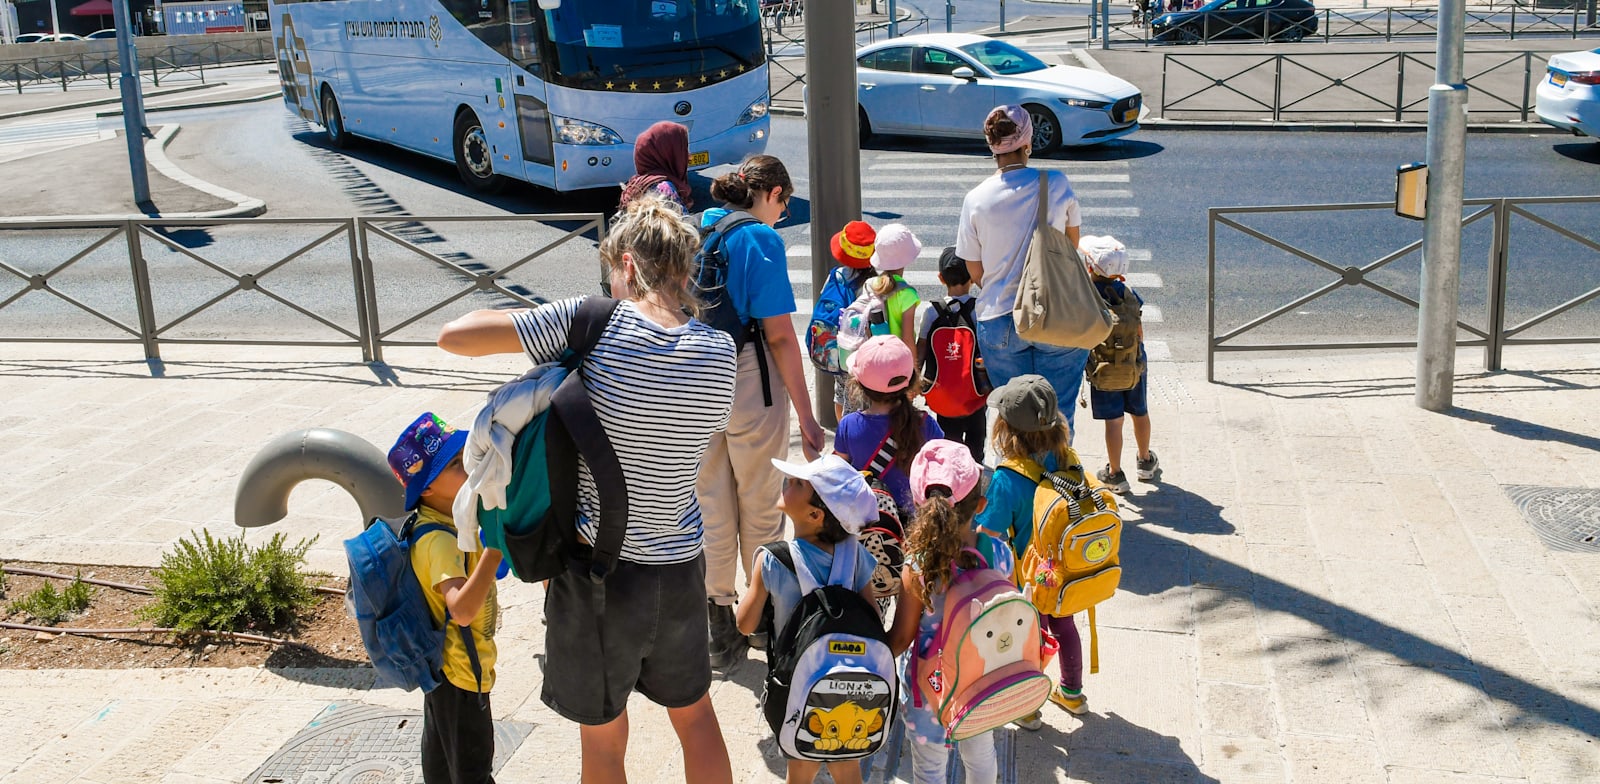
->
[1450, 405, 1600, 454]
[1213, 365, 1600, 400]
[1026, 710, 1221, 784]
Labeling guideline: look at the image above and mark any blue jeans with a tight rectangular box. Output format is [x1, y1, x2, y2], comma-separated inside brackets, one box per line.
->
[976, 316, 1089, 439]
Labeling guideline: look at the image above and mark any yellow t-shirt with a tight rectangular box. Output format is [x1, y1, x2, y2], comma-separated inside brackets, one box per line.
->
[410, 506, 498, 693]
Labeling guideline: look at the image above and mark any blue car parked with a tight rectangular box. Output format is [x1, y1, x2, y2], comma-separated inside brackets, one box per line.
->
[1152, 0, 1319, 43]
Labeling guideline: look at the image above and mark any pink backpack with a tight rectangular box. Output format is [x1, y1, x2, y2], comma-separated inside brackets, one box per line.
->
[910, 548, 1054, 742]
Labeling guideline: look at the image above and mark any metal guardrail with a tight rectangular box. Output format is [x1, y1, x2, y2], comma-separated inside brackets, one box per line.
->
[763, 10, 928, 110]
[1103, 5, 1600, 46]
[1206, 196, 1600, 381]
[1, 36, 275, 92]
[1160, 50, 1552, 120]
[0, 214, 606, 362]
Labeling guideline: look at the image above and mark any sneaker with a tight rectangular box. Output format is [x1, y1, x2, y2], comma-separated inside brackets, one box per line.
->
[747, 631, 769, 652]
[1136, 451, 1161, 482]
[1012, 710, 1044, 731]
[1096, 465, 1130, 494]
[707, 601, 748, 669]
[1048, 686, 1089, 715]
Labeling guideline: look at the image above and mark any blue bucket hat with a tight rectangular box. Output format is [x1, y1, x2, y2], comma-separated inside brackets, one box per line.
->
[387, 412, 468, 511]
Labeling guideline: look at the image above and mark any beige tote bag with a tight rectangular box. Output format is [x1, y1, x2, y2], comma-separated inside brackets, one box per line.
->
[1012, 171, 1114, 349]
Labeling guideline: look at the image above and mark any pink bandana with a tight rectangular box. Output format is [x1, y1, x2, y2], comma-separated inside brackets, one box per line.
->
[986, 105, 1032, 155]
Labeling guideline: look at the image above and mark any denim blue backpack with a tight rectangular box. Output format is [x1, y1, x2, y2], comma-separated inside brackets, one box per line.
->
[345, 513, 483, 694]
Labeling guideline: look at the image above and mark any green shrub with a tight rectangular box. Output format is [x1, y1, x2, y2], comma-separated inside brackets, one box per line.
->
[0, 566, 8, 598]
[143, 530, 318, 634]
[7, 573, 93, 625]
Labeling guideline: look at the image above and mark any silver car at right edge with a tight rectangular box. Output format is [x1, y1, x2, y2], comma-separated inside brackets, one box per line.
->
[1536, 47, 1600, 140]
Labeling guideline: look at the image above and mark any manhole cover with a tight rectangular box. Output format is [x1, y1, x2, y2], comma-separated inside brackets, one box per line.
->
[1504, 485, 1600, 553]
[246, 701, 533, 784]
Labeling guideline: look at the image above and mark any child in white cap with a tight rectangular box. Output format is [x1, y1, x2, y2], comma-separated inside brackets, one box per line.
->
[1078, 234, 1158, 494]
[865, 223, 924, 351]
[736, 454, 884, 784]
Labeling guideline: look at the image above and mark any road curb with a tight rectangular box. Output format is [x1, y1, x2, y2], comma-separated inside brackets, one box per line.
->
[0, 83, 218, 122]
[2, 123, 266, 223]
[96, 90, 283, 118]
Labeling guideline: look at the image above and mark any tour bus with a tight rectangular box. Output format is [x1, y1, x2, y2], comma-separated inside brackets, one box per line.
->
[270, 0, 771, 192]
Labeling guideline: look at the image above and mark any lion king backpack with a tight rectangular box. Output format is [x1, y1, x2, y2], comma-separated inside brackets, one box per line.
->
[910, 546, 1053, 743]
[1003, 456, 1122, 674]
[761, 538, 898, 762]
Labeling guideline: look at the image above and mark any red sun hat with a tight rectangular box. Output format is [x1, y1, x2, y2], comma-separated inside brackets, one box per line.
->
[831, 220, 876, 269]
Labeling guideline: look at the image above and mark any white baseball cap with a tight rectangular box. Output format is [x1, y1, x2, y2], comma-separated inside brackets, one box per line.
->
[770, 455, 879, 534]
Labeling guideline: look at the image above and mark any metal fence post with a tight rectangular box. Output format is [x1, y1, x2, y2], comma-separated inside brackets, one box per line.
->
[1485, 199, 1510, 371]
[1387, 8, 1392, 41]
[126, 221, 161, 360]
[1522, 52, 1532, 121]
[1160, 54, 1168, 118]
[346, 218, 374, 363]
[1273, 54, 1283, 122]
[356, 218, 385, 364]
[1510, 5, 1516, 38]
[1207, 207, 1217, 383]
[1396, 54, 1405, 122]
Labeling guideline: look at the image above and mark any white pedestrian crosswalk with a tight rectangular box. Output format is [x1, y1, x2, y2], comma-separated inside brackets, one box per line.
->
[785, 149, 1171, 362]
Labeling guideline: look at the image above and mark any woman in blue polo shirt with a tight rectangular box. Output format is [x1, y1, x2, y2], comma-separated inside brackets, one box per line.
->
[697, 154, 827, 669]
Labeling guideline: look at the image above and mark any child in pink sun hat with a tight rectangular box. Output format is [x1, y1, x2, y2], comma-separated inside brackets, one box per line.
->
[834, 335, 944, 519]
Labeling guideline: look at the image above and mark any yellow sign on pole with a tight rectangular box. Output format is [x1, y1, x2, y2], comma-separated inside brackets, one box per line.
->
[1395, 162, 1427, 221]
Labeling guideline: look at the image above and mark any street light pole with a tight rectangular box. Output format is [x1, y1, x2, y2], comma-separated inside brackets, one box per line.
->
[48, 0, 61, 35]
[111, 0, 151, 205]
[806, 0, 862, 428]
[1415, 0, 1467, 411]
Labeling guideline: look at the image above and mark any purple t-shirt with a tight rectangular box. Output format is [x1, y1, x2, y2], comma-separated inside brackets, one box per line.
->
[834, 411, 945, 510]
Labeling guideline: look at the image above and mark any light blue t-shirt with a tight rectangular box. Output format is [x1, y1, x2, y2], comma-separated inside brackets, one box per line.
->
[975, 453, 1060, 556]
[700, 207, 797, 323]
[759, 537, 879, 640]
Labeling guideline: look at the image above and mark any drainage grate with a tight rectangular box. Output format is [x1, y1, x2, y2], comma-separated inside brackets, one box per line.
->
[1504, 485, 1600, 553]
[246, 701, 533, 784]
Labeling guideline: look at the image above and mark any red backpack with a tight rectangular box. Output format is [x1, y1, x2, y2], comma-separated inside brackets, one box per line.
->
[921, 298, 992, 418]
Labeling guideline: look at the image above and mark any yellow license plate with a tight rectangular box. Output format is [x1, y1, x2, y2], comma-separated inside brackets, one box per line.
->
[1122, 108, 1138, 123]
[689, 151, 710, 167]
[1551, 72, 1568, 87]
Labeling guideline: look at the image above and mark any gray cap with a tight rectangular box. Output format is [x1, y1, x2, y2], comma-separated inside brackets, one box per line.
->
[989, 374, 1062, 432]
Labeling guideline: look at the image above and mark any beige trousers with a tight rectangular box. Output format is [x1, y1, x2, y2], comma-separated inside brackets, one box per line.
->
[698, 344, 791, 606]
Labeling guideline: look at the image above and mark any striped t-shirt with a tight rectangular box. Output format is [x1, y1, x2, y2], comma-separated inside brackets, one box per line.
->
[510, 297, 737, 565]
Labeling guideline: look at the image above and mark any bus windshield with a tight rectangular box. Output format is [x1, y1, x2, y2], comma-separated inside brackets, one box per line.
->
[540, 0, 764, 89]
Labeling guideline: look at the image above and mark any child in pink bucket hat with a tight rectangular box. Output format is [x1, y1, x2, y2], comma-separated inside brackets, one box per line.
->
[835, 336, 945, 517]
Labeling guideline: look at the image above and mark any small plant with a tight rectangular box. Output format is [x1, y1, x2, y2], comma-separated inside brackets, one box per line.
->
[6, 573, 94, 625]
[143, 530, 318, 634]
[0, 565, 8, 598]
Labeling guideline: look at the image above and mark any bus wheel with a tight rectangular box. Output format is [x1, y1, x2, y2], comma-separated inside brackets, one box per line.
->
[321, 88, 351, 149]
[453, 111, 506, 194]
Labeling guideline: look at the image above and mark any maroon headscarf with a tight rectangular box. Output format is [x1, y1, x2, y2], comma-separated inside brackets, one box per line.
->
[619, 121, 693, 210]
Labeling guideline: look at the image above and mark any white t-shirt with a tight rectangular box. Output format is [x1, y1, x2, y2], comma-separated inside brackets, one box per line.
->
[511, 297, 737, 565]
[955, 168, 1082, 323]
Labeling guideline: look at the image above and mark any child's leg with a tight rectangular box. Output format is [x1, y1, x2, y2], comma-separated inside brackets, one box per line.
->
[422, 682, 496, 784]
[1133, 413, 1152, 461]
[1103, 415, 1126, 474]
[957, 732, 999, 784]
[909, 738, 950, 784]
[667, 693, 734, 784]
[787, 759, 823, 784]
[824, 759, 864, 784]
[1046, 613, 1084, 693]
[579, 710, 630, 784]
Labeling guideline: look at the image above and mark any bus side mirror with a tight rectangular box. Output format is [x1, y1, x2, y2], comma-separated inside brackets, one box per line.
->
[537, 0, 560, 8]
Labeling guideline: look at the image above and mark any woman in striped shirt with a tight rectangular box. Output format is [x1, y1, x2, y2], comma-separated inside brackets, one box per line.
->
[438, 196, 738, 784]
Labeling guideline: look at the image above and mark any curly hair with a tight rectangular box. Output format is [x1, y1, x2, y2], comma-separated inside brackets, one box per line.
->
[906, 488, 985, 607]
[992, 416, 1073, 467]
[848, 374, 927, 472]
[597, 194, 702, 316]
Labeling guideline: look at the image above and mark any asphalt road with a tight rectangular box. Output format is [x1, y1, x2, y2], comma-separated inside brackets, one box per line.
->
[3, 103, 1598, 361]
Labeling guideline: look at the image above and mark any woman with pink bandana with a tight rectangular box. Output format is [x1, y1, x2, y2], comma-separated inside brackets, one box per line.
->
[952, 105, 1088, 439]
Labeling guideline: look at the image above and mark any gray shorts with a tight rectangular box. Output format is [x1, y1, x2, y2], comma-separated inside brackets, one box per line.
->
[541, 553, 712, 725]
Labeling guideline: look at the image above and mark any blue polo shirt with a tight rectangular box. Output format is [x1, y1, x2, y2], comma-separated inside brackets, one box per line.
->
[700, 208, 796, 322]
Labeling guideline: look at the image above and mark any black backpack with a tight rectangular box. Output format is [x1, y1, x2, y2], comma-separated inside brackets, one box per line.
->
[693, 210, 774, 405]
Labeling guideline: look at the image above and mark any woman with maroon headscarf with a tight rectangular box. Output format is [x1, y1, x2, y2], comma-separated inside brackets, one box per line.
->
[619, 121, 694, 211]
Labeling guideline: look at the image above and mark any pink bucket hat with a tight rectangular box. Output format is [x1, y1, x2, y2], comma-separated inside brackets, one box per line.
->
[870, 223, 921, 273]
[912, 439, 983, 504]
[986, 105, 1032, 155]
[846, 335, 914, 393]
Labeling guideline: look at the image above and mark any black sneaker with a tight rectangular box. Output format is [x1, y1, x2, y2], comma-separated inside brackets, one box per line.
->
[1136, 451, 1161, 482]
[747, 631, 770, 651]
[1096, 465, 1130, 494]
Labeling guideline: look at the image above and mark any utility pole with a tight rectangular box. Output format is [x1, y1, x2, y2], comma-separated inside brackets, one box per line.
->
[112, 0, 151, 205]
[807, 0, 862, 428]
[47, 0, 61, 35]
[1415, 0, 1467, 411]
[888, 0, 898, 37]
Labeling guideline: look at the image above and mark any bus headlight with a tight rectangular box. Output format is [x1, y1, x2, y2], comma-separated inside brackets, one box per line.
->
[736, 95, 769, 126]
[553, 116, 623, 146]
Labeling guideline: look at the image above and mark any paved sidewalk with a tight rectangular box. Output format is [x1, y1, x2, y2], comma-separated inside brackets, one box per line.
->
[2, 339, 1598, 782]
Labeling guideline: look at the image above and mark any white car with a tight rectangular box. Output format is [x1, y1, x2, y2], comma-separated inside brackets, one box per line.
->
[1536, 47, 1600, 140]
[853, 33, 1142, 151]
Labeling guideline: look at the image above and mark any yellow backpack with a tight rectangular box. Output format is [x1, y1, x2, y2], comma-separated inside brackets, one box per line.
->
[1001, 456, 1123, 674]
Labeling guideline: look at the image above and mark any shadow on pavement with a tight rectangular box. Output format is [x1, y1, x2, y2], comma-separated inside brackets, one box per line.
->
[1214, 365, 1600, 400]
[860, 134, 1164, 164]
[0, 357, 515, 389]
[1552, 141, 1600, 165]
[1449, 405, 1600, 454]
[1029, 710, 1221, 784]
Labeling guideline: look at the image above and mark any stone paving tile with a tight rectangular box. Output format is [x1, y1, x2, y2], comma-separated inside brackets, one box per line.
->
[1492, 572, 1600, 680]
[4, 698, 180, 784]
[1282, 734, 1387, 784]
[1248, 543, 1341, 641]
[78, 698, 248, 784]
[1262, 636, 1371, 739]
[1069, 627, 1201, 768]
[1355, 663, 1525, 779]
[168, 698, 333, 783]
[1323, 559, 1471, 671]
[1383, 767, 1530, 784]
[1196, 682, 1277, 740]
[1199, 735, 1285, 782]
[1192, 588, 1269, 686]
